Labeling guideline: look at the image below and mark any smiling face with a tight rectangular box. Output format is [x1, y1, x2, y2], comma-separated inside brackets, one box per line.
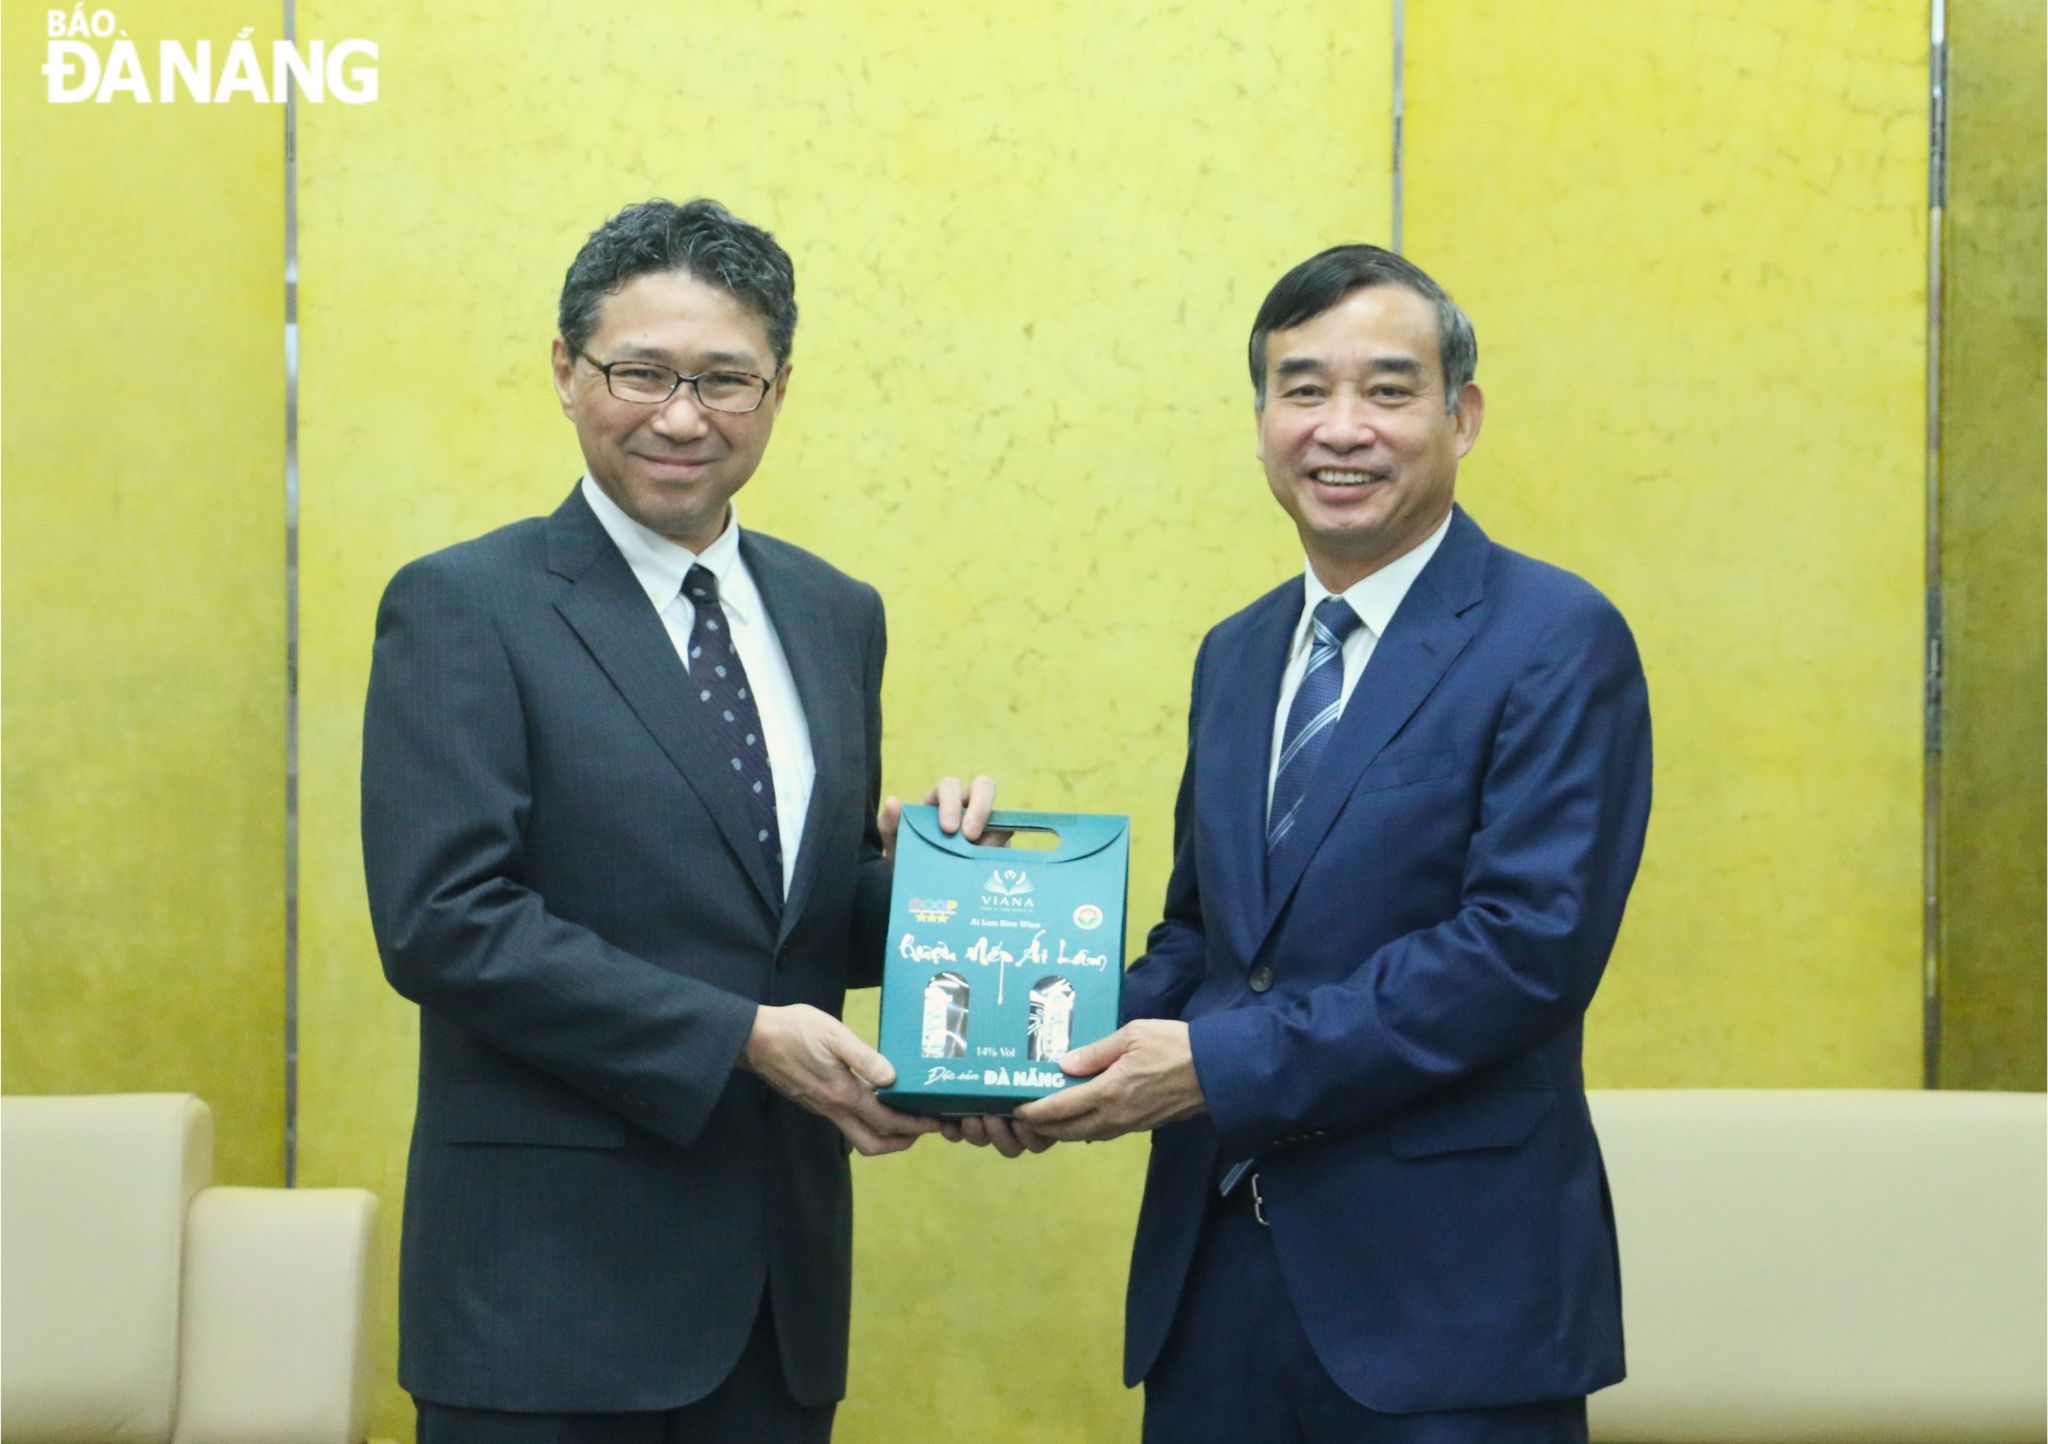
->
[1256, 284, 1483, 592]
[551, 269, 788, 551]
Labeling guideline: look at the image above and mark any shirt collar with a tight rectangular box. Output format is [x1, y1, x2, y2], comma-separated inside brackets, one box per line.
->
[579, 474, 751, 620]
[1290, 506, 1455, 657]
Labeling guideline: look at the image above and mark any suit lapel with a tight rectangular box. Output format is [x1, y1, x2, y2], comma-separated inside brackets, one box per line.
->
[1207, 586, 1299, 966]
[739, 533, 844, 944]
[546, 491, 783, 917]
[1253, 507, 1491, 956]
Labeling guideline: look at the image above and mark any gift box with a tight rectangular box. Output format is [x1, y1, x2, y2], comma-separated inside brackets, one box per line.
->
[876, 807, 1129, 1116]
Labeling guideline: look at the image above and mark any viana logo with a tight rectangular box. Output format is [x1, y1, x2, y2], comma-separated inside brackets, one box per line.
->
[980, 868, 1035, 908]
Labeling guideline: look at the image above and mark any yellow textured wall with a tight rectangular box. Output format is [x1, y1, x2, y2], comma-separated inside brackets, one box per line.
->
[1406, 1, 1930, 1087]
[1937, 0, 2047, 1089]
[0, 0, 287, 1186]
[290, 4, 1390, 1439]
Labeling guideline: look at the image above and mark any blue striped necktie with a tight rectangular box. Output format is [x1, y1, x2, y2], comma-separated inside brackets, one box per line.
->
[1268, 596, 1363, 854]
[1221, 597, 1362, 1201]
[683, 564, 782, 896]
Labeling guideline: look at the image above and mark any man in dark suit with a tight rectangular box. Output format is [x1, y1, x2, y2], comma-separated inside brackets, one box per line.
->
[1017, 246, 1653, 1441]
[361, 198, 992, 1444]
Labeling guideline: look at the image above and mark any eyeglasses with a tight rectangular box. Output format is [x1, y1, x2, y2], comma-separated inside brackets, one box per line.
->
[574, 348, 774, 414]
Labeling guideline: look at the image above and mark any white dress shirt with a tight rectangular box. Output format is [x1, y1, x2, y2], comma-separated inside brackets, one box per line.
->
[1266, 508, 1454, 816]
[580, 476, 815, 893]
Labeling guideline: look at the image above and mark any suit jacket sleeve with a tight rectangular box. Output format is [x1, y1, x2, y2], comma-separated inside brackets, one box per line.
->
[1121, 635, 1212, 1023]
[848, 589, 892, 986]
[361, 553, 759, 1151]
[1190, 597, 1652, 1156]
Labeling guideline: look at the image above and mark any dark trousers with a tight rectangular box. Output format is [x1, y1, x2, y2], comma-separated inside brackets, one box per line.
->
[415, 1293, 834, 1444]
[1143, 1204, 1588, 1444]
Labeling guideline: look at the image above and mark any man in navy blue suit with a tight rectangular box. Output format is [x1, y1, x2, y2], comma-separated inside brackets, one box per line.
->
[1016, 246, 1653, 1441]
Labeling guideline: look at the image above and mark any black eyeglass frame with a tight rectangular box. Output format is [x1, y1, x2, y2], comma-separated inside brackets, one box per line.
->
[572, 347, 775, 414]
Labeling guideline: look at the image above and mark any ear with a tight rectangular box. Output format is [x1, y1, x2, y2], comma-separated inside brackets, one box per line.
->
[769, 361, 793, 418]
[1254, 399, 1268, 463]
[1453, 382, 1484, 458]
[550, 337, 578, 415]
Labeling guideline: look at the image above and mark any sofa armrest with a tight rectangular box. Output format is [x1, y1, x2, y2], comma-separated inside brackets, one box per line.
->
[1588, 1089, 2047, 1443]
[0, 1092, 211, 1444]
[171, 1186, 379, 1444]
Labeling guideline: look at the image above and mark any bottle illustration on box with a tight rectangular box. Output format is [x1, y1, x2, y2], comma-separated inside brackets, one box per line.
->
[1026, 976, 1076, 1062]
[920, 971, 970, 1058]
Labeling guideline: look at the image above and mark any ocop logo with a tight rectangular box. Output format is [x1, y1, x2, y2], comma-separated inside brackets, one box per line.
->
[43, 9, 378, 104]
[906, 897, 956, 925]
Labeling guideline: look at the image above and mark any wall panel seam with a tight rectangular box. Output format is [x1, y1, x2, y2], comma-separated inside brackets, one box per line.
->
[1391, 0, 1405, 253]
[1922, 0, 1947, 1090]
[282, 0, 302, 1182]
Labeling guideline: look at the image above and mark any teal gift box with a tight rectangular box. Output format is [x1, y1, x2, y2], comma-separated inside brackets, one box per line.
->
[877, 807, 1129, 1117]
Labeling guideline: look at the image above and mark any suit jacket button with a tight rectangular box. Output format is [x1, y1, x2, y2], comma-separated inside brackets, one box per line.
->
[1248, 965, 1274, 994]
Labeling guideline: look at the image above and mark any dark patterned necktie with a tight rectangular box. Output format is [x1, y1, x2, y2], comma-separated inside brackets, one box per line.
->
[1268, 596, 1363, 854]
[682, 564, 781, 895]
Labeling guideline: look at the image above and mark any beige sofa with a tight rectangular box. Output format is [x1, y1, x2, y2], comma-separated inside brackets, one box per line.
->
[1, 1094, 379, 1444]
[6, 1089, 2037, 1442]
[1588, 1089, 2047, 1443]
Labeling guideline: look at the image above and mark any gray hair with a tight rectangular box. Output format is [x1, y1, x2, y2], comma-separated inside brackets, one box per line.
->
[558, 198, 797, 370]
[1248, 244, 1476, 413]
